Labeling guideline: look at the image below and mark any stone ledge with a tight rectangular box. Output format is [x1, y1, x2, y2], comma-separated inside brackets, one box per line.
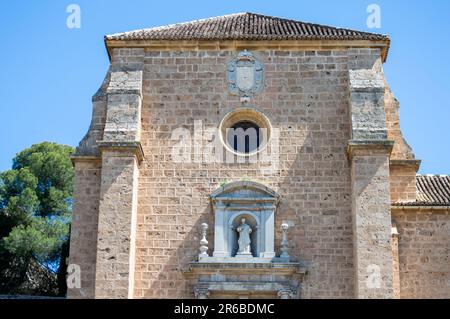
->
[97, 141, 144, 163]
[106, 88, 142, 96]
[390, 159, 422, 171]
[70, 155, 102, 165]
[186, 262, 306, 299]
[196, 281, 293, 292]
[347, 139, 394, 159]
[349, 86, 385, 93]
[184, 261, 306, 277]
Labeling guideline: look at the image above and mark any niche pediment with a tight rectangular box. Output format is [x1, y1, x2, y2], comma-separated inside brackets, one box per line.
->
[211, 181, 279, 207]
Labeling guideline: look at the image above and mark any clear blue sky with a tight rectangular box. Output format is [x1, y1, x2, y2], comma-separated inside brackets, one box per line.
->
[0, 0, 449, 174]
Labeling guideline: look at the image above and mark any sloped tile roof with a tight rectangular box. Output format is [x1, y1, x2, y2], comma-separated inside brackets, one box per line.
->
[105, 12, 389, 41]
[395, 175, 450, 207]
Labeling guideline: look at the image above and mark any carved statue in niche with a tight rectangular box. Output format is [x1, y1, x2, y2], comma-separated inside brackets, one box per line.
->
[236, 217, 252, 255]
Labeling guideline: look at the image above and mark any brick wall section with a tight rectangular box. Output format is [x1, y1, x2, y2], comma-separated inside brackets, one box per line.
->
[67, 160, 101, 299]
[132, 49, 355, 298]
[393, 209, 450, 298]
[94, 150, 139, 298]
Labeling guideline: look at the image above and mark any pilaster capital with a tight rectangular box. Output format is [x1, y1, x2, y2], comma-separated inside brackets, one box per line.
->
[347, 139, 394, 160]
[97, 141, 144, 163]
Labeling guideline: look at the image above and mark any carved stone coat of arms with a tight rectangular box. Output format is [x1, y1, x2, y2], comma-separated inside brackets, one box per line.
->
[227, 51, 264, 98]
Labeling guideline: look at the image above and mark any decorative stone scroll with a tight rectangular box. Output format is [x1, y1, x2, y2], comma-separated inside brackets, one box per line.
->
[227, 51, 264, 99]
[277, 288, 297, 299]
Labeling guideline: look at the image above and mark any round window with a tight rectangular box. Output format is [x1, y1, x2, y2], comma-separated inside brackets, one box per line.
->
[219, 108, 272, 156]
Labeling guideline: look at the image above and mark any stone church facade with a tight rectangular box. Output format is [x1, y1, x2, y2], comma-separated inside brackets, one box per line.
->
[67, 13, 450, 299]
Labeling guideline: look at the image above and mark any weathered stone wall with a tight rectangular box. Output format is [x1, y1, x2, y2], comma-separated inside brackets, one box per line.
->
[384, 81, 419, 205]
[67, 159, 101, 298]
[130, 48, 356, 298]
[393, 209, 450, 298]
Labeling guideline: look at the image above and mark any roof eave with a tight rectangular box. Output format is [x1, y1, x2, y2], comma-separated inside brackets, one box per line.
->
[392, 205, 450, 210]
[104, 38, 391, 62]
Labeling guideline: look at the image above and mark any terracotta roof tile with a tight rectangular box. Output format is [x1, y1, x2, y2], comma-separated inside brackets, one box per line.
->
[395, 175, 450, 206]
[105, 12, 389, 42]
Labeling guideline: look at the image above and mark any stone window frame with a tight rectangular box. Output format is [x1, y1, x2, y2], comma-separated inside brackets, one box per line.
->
[219, 107, 272, 157]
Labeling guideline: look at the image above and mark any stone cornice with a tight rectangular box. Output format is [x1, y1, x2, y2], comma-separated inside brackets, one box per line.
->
[106, 88, 142, 96]
[347, 140, 394, 160]
[105, 39, 390, 62]
[97, 141, 144, 163]
[184, 262, 306, 278]
[70, 155, 102, 165]
[390, 159, 422, 172]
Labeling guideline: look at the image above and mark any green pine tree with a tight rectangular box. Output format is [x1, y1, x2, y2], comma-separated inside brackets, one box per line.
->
[0, 142, 74, 296]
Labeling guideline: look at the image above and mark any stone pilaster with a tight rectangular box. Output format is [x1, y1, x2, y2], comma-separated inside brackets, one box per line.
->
[93, 49, 144, 298]
[94, 145, 141, 298]
[347, 48, 394, 298]
[349, 143, 394, 298]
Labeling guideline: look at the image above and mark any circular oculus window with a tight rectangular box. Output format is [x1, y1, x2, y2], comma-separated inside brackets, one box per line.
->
[219, 108, 272, 156]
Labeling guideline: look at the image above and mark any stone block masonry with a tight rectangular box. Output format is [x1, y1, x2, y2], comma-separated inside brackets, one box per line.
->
[135, 49, 355, 298]
[393, 208, 450, 298]
[67, 43, 449, 299]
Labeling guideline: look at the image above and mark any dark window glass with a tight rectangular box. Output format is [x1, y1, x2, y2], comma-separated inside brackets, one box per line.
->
[227, 121, 260, 153]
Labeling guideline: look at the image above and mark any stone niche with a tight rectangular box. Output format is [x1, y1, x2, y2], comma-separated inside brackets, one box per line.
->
[185, 181, 306, 299]
[208, 181, 277, 262]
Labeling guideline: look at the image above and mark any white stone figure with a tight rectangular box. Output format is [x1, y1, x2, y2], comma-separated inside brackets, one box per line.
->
[237, 218, 252, 255]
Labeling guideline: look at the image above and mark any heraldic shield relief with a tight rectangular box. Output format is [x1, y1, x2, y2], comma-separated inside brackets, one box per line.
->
[227, 51, 264, 98]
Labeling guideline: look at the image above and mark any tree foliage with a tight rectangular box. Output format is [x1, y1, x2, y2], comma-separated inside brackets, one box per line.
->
[0, 142, 74, 296]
